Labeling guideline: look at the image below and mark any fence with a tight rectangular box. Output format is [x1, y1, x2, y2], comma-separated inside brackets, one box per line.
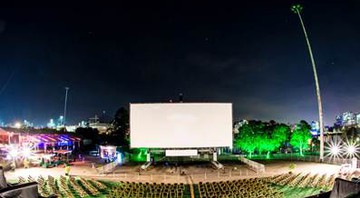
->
[258, 153, 360, 168]
[87, 169, 271, 184]
[95, 160, 119, 174]
[238, 156, 265, 172]
[88, 154, 360, 183]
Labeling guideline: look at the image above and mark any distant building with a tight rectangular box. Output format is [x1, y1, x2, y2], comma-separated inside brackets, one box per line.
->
[310, 121, 320, 136]
[334, 111, 359, 127]
[233, 120, 248, 134]
[356, 114, 360, 126]
[47, 119, 56, 128]
[334, 115, 343, 127]
[23, 120, 33, 128]
[88, 115, 112, 134]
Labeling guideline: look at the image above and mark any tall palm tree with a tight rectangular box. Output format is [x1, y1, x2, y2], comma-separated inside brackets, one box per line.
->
[291, 4, 324, 161]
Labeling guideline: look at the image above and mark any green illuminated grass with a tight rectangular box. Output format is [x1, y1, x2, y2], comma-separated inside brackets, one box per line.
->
[274, 184, 324, 198]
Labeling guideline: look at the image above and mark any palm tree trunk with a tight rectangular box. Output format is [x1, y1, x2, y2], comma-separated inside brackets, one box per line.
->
[296, 12, 324, 161]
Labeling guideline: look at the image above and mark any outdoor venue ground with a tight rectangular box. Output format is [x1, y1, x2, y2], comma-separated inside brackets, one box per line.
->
[5, 156, 341, 184]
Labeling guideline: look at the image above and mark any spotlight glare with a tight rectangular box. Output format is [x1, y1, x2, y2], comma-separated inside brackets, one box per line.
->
[347, 145, 356, 155]
[344, 140, 359, 158]
[9, 148, 18, 158]
[14, 122, 22, 129]
[326, 140, 342, 158]
[22, 147, 32, 158]
[330, 146, 339, 155]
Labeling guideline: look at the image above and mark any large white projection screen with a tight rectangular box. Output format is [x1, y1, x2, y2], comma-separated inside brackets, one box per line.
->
[130, 103, 232, 148]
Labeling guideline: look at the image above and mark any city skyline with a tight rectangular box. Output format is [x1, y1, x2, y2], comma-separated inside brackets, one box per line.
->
[1, 1, 360, 125]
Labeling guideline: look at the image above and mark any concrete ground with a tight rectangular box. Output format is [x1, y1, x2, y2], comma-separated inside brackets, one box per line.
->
[4, 157, 341, 184]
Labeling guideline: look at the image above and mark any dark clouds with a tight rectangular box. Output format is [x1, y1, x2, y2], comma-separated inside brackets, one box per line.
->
[0, 1, 360, 126]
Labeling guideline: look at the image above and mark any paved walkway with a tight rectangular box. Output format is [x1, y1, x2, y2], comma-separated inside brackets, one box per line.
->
[186, 176, 195, 198]
[5, 160, 341, 184]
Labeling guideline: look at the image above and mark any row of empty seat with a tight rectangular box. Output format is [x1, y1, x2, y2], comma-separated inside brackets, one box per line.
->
[107, 178, 283, 198]
[107, 181, 188, 198]
[197, 178, 282, 198]
[17, 175, 108, 198]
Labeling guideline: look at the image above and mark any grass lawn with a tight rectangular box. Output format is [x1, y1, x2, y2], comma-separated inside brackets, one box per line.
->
[275, 184, 325, 198]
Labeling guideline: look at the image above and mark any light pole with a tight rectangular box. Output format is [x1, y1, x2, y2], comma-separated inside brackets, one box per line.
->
[291, 4, 324, 161]
[63, 87, 69, 126]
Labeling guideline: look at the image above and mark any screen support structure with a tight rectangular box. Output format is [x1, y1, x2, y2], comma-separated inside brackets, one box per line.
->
[146, 150, 151, 162]
[141, 149, 152, 170]
[141, 148, 224, 170]
[213, 150, 217, 161]
[211, 148, 224, 169]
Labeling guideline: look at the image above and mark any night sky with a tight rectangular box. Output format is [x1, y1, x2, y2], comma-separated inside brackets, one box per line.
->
[0, 1, 360, 126]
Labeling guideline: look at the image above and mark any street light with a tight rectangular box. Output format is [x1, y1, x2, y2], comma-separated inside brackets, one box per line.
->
[63, 87, 69, 126]
[291, 4, 325, 161]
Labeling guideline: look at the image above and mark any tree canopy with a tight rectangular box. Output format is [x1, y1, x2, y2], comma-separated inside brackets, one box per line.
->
[234, 120, 300, 158]
[290, 120, 312, 156]
[110, 107, 130, 150]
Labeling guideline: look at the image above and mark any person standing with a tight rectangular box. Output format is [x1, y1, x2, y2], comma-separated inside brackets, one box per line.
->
[23, 158, 30, 169]
[64, 164, 71, 176]
[10, 160, 16, 172]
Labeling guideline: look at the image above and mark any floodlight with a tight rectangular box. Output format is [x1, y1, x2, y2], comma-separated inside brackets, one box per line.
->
[344, 140, 359, 158]
[347, 145, 356, 155]
[325, 139, 343, 158]
[9, 148, 18, 158]
[330, 146, 340, 155]
[22, 147, 32, 158]
[14, 122, 22, 129]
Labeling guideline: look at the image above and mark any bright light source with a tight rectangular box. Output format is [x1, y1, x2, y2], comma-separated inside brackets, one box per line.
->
[22, 147, 32, 158]
[9, 148, 18, 158]
[347, 146, 356, 154]
[14, 122, 22, 129]
[330, 146, 340, 155]
[344, 140, 359, 158]
[326, 140, 342, 158]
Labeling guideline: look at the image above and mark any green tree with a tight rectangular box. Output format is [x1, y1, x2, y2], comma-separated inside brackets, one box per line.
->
[234, 120, 291, 159]
[258, 123, 290, 159]
[290, 120, 312, 156]
[75, 127, 100, 140]
[110, 107, 130, 150]
[256, 134, 267, 156]
[257, 134, 274, 159]
[75, 127, 100, 151]
[234, 123, 257, 158]
[272, 124, 290, 148]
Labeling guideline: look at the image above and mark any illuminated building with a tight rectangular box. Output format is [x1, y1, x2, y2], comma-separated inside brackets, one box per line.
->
[88, 114, 112, 134]
[310, 121, 320, 136]
[335, 111, 359, 127]
[0, 127, 81, 152]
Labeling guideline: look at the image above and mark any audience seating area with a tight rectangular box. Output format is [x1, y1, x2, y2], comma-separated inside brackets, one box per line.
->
[107, 178, 282, 198]
[107, 181, 188, 198]
[0, 166, 56, 198]
[268, 172, 336, 190]
[17, 175, 108, 198]
[10, 171, 349, 198]
[197, 178, 282, 198]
